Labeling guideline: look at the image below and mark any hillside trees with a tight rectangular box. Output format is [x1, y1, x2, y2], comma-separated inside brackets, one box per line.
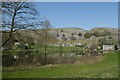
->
[1, 1, 39, 46]
[78, 32, 82, 36]
[71, 33, 76, 40]
[62, 34, 67, 41]
[92, 31, 101, 37]
[84, 32, 92, 38]
[102, 30, 111, 36]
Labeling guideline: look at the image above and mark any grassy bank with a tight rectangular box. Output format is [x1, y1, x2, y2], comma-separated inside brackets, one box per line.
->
[2, 52, 118, 78]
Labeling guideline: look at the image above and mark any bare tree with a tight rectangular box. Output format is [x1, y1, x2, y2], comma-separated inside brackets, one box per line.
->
[41, 20, 52, 65]
[1, 1, 39, 46]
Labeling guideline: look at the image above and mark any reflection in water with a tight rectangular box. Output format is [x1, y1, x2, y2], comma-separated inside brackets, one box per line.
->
[2, 50, 98, 67]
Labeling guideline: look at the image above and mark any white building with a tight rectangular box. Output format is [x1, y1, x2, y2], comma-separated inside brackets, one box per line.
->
[103, 45, 114, 51]
[15, 42, 19, 45]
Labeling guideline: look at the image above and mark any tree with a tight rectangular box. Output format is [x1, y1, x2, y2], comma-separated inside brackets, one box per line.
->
[114, 44, 118, 50]
[41, 20, 52, 65]
[84, 32, 92, 38]
[93, 31, 101, 37]
[60, 29, 63, 33]
[1, 1, 39, 46]
[62, 33, 67, 41]
[78, 32, 82, 36]
[71, 33, 76, 40]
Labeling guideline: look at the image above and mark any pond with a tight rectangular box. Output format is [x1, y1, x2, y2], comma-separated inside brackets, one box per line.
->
[2, 50, 101, 67]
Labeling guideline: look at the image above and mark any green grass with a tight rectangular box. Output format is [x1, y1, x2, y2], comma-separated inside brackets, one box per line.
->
[3, 52, 118, 78]
[2, 46, 82, 55]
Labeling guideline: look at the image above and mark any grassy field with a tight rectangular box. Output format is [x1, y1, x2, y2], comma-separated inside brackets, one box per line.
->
[2, 52, 118, 78]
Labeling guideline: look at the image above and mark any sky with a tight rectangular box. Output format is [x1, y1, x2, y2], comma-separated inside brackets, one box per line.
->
[34, 2, 118, 30]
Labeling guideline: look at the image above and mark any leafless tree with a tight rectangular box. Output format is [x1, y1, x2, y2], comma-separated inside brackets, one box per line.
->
[41, 20, 52, 65]
[1, 1, 39, 46]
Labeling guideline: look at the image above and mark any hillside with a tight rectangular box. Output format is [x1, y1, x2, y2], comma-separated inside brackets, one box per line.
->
[2, 27, 118, 48]
[50, 27, 84, 33]
[91, 27, 118, 34]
